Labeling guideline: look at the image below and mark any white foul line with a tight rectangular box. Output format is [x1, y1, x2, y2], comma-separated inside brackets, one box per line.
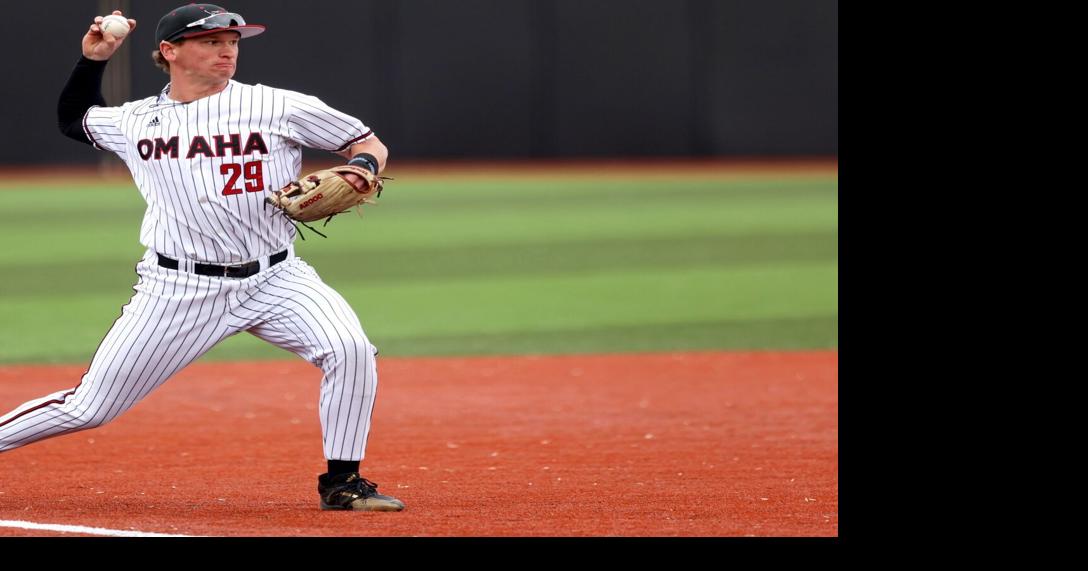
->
[0, 519, 196, 537]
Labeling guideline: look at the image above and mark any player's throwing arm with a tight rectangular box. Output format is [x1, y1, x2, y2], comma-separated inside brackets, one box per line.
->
[0, 4, 404, 513]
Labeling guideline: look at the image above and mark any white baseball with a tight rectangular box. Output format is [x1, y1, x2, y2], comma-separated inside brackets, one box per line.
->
[100, 15, 131, 39]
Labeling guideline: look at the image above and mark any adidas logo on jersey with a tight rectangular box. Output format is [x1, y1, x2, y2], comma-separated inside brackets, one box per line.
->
[147, 117, 161, 128]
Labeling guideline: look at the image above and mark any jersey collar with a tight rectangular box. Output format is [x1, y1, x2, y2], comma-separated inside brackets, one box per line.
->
[155, 80, 237, 105]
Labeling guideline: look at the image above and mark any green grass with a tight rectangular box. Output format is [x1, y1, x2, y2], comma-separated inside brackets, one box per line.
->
[0, 172, 837, 364]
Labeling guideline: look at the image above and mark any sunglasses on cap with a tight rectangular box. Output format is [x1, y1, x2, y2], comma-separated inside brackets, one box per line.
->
[156, 4, 266, 43]
[185, 11, 246, 31]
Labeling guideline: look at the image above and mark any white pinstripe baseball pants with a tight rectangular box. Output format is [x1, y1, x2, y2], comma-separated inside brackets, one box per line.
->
[0, 249, 379, 461]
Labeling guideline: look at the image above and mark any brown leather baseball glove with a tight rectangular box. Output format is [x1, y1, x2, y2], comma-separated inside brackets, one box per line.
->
[265, 165, 385, 224]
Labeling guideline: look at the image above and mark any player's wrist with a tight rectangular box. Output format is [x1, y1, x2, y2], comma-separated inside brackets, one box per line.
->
[79, 54, 110, 65]
[347, 153, 379, 175]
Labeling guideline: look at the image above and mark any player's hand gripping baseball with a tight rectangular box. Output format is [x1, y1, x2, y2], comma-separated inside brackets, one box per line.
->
[82, 10, 137, 61]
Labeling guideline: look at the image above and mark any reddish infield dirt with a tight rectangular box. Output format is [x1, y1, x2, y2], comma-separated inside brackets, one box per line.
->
[0, 351, 837, 537]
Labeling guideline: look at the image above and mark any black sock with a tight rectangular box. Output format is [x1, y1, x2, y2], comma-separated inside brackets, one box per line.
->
[328, 460, 360, 476]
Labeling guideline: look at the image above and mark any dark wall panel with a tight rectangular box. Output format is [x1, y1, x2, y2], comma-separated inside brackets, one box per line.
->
[4, 2, 103, 164]
[395, 0, 536, 157]
[553, 0, 694, 156]
[0, 0, 837, 164]
[708, 0, 838, 154]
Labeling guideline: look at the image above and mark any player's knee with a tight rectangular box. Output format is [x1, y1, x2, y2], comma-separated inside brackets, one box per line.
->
[72, 413, 109, 430]
[350, 336, 375, 362]
[330, 336, 375, 368]
[66, 404, 118, 430]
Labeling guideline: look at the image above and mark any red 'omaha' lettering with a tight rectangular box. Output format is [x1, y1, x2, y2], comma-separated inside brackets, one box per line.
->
[187, 136, 214, 159]
[137, 132, 269, 161]
[154, 137, 179, 159]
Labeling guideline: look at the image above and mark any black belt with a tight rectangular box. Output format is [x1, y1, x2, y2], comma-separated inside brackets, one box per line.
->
[157, 250, 288, 278]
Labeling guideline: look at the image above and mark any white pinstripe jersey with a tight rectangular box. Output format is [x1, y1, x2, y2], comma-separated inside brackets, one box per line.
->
[82, 80, 373, 264]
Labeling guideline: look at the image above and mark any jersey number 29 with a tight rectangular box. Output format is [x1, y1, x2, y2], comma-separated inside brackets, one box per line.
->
[221, 161, 265, 195]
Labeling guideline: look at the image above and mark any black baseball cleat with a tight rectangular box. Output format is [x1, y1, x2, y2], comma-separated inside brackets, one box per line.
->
[318, 472, 406, 511]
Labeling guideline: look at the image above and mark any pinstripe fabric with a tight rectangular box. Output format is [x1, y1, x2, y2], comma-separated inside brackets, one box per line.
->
[2, 79, 384, 461]
[0, 255, 380, 461]
[81, 81, 372, 264]
[238, 260, 378, 461]
[0, 253, 235, 451]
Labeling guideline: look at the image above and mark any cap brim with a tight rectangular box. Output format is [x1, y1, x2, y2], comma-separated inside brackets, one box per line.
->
[171, 24, 266, 41]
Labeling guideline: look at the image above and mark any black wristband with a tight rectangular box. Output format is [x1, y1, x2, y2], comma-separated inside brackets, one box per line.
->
[347, 153, 379, 175]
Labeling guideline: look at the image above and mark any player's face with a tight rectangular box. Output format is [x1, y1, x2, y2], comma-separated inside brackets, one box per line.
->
[172, 31, 241, 83]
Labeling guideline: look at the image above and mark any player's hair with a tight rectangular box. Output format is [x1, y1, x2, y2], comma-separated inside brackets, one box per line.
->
[151, 39, 187, 74]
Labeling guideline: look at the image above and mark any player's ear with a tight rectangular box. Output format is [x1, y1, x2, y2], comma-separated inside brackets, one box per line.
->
[160, 40, 178, 62]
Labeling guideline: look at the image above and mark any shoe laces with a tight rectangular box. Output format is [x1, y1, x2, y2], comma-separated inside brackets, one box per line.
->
[347, 475, 381, 497]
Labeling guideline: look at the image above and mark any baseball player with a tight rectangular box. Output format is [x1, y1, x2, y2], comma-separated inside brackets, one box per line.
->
[0, 4, 404, 512]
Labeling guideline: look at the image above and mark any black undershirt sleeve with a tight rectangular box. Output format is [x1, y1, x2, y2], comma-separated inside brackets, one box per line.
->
[57, 56, 109, 145]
